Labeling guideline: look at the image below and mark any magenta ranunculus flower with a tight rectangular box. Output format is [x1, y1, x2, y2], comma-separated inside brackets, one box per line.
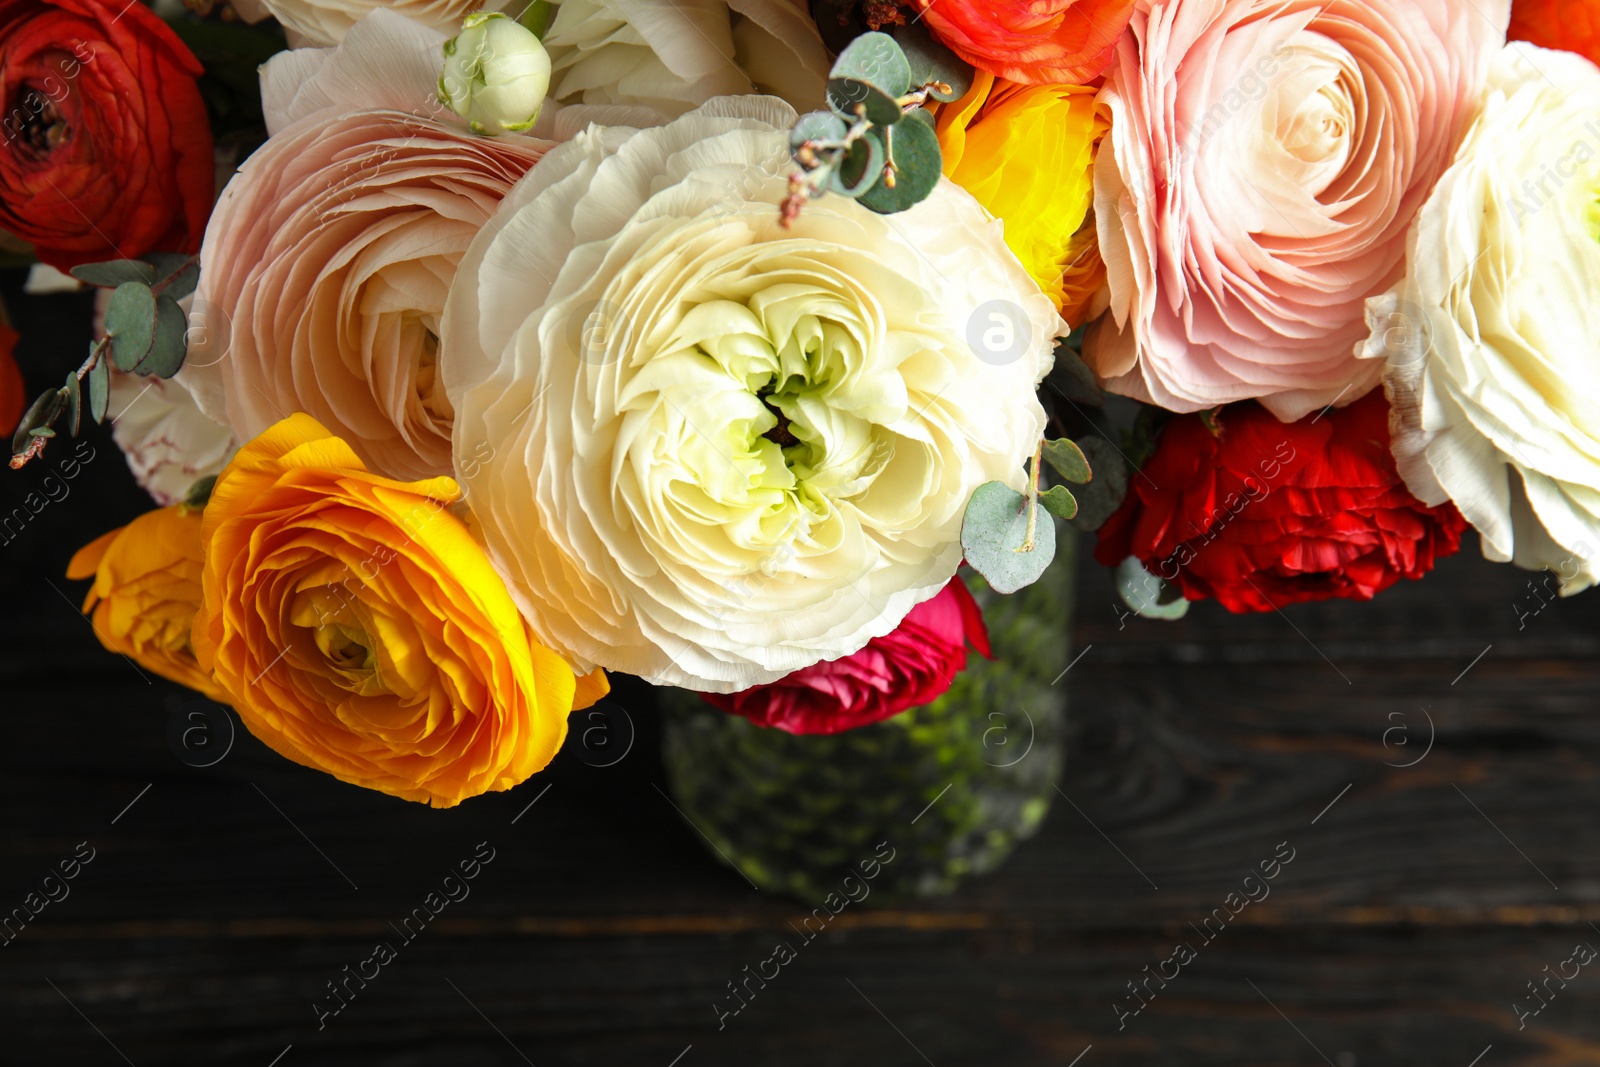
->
[1087, 0, 1508, 421]
[701, 578, 992, 735]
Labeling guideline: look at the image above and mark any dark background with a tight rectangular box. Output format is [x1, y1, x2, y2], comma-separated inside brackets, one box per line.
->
[3, 268, 1599, 1066]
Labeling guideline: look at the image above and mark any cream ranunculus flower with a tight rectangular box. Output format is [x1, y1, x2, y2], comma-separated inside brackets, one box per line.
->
[541, 0, 828, 119]
[442, 97, 1060, 692]
[1360, 42, 1600, 593]
[230, 0, 498, 48]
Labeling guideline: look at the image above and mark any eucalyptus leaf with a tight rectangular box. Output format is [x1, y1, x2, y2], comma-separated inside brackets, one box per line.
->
[133, 294, 189, 379]
[104, 282, 157, 372]
[1038, 485, 1078, 521]
[145, 253, 199, 300]
[1048, 334, 1103, 405]
[890, 19, 974, 102]
[1066, 436, 1131, 532]
[1042, 438, 1091, 484]
[1115, 556, 1190, 621]
[826, 77, 902, 125]
[63, 371, 81, 437]
[12, 389, 65, 455]
[903, 106, 935, 129]
[827, 132, 886, 198]
[829, 32, 911, 98]
[857, 118, 942, 214]
[960, 481, 1056, 594]
[184, 474, 218, 510]
[88, 356, 109, 424]
[790, 110, 849, 152]
[28, 426, 55, 439]
[516, 0, 553, 37]
[70, 259, 158, 289]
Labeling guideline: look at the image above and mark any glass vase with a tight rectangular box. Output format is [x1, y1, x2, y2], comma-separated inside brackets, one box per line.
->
[660, 530, 1077, 905]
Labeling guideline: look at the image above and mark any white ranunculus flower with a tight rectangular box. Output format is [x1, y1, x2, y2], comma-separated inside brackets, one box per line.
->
[231, 0, 500, 47]
[541, 0, 828, 119]
[1360, 42, 1600, 593]
[108, 369, 237, 507]
[442, 97, 1060, 691]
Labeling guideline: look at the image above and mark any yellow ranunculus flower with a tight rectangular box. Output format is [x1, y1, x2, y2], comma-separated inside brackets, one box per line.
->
[67, 505, 230, 704]
[936, 70, 1108, 326]
[191, 414, 606, 807]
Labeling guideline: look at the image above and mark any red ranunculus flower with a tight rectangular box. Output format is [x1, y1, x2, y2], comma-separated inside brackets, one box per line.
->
[917, 0, 1135, 85]
[1095, 390, 1469, 613]
[703, 576, 991, 735]
[0, 0, 214, 269]
[1509, 0, 1600, 66]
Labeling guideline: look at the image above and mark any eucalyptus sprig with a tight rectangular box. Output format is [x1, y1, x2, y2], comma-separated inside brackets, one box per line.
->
[781, 27, 972, 225]
[10, 253, 198, 470]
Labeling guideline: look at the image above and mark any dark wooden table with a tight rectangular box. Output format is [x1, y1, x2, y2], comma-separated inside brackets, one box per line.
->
[4, 270, 1599, 1066]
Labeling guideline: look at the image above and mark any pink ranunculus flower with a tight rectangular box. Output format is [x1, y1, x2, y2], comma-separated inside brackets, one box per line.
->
[186, 11, 553, 482]
[701, 578, 992, 735]
[1087, 0, 1508, 421]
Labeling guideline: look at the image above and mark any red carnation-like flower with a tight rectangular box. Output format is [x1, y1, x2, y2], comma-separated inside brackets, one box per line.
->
[0, 0, 214, 269]
[1095, 390, 1469, 613]
[1509, 0, 1600, 66]
[917, 0, 1135, 86]
[703, 577, 991, 735]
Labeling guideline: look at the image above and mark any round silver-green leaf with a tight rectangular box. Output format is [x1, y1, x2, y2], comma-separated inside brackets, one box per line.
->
[105, 282, 158, 372]
[829, 31, 911, 97]
[961, 480, 1057, 595]
[857, 118, 942, 214]
[827, 132, 886, 198]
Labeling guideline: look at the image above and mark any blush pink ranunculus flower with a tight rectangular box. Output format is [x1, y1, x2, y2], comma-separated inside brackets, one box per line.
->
[186, 12, 552, 482]
[701, 577, 992, 735]
[1087, 0, 1508, 421]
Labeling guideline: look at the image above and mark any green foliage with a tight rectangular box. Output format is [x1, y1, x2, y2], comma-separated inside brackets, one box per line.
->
[1065, 436, 1130, 532]
[785, 29, 956, 219]
[1038, 484, 1078, 521]
[856, 117, 941, 214]
[12, 388, 65, 456]
[1048, 330, 1103, 406]
[1042, 437, 1091, 484]
[517, 0, 554, 37]
[105, 282, 158, 373]
[183, 474, 218, 511]
[890, 20, 972, 103]
[90, 255, 197, 380]
[71, 260, 160, 288]
[1114, 556, 1190, 621]
[87, 354, 109, 425]
[960, 481, 1056, 594]
[62, 371, 81, 438]
[827, 131, 885, 198]
[829, 32, 911, 100]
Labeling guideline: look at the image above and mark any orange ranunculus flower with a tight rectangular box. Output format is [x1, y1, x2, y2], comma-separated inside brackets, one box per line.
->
[918, 0, 1134, 85]
[67, 505, 231, 703]
[1509, 0, 1600, 65]
[191, 414, 607, 807]
[936, 70, 1108, 325]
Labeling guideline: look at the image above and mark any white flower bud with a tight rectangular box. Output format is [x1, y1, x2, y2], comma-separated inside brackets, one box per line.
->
[437, 13, 550, 135]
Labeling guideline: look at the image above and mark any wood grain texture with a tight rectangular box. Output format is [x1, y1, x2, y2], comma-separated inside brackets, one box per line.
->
[3, 270, 1599, 1065]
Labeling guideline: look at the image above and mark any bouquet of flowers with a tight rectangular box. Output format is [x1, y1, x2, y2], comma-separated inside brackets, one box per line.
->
[3, 0, 1594, 891]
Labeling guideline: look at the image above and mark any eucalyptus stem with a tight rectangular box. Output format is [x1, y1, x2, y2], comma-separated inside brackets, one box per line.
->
[1017, 436, 1045, 554]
